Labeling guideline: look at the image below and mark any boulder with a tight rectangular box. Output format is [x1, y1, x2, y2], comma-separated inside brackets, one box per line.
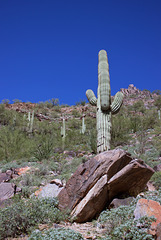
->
[58, 149, 154, 223]
[35, 183, 63, 198]
[153, 164, 161, 172]
[107, 159, 154, 201]
[134, 198, 161, 236]
[58, 149, 132, 211]
[71, 175, 108, 222]
[0, 182, 21, 207]
[0, 172, 12, 183]
[109, 197, 134, 209]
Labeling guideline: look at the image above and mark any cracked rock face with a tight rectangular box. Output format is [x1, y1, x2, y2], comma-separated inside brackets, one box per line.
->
[58, 149, 154, 223]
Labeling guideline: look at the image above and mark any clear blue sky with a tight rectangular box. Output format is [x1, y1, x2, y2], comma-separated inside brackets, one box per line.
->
[0, 0, 161, 105]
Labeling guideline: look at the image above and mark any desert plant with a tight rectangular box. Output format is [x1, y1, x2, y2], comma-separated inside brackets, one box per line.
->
[80, 116, 86, 134]
[28, 228, 84, 240]
[0, 198, 68, 239]
[32, 134, 55, 161]
[86, 50, 124, 153]
[98, 205, 154, 240]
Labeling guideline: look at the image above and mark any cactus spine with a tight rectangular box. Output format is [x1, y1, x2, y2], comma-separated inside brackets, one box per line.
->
[86, 50, 124, 153]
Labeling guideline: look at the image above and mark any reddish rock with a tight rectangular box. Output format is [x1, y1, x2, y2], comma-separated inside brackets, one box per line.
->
[134, 198, 161, 235]
[58, 149, 154, 223]
[58, 149, 132, 211]
[107, 159, 155, 201]
[71, 175, 108, 222]
[15, 166, 30, 175]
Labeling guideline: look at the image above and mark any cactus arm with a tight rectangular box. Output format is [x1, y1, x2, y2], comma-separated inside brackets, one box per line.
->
[86, 89, 97, 106]
[111, 92, 124, 115]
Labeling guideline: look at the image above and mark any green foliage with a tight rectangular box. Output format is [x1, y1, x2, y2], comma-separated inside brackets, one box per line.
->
[151, 172, 161, 189]
[0, 127, 27, 161]
[32, 134, 55, 161]
[75, 99, 86, 106]
[12, 99, 22, 103]
[89, 129, 97, 153]
[152, 89, 161, 95]
[131, 100, 146, 113]
[72, 109, 81, 117]
[98, 205, 154, 240]
[0, 105, 14, 125]
[1, 99, 10, 104]
[154, 95, 161, 110]
[0, 198, 68, 239]
[28, 228, 84, 240]
[111, 112, 131, 147]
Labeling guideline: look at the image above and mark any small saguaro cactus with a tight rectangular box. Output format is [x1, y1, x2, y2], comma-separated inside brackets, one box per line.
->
[61, 118, 66, 150]
[80, 115, 86, 134]
[86, 50, 124, 153]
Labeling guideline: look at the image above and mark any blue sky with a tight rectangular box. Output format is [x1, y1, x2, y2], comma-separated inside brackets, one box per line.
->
[0, 0, 161, 105]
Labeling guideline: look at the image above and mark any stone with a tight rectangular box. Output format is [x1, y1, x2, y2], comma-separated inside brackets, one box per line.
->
[0, 182, 21, 207]
[134, 198, 161, 235]
[14, 166, 30, 175]
[58, 149, 132, 211]
[109, 197, 134, 209]
[71, 175, 108, 222]
[153, 164, 161, 172]
[50, 179, 63, 187]
[0, 172, 12, 183]
[107, 159, 155, 202]
[36, 183, 63, 198]
[58, 149, 154, 223]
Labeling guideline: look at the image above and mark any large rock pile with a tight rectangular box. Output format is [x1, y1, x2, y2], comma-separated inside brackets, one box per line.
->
[58, 149, 154, 223]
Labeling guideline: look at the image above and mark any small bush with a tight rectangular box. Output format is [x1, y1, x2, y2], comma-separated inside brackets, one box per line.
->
[0, 198, 69, 239]
[32, 135, 55, 161]
[28, 228, 84, 240]
[98, 205, 154, 240]
[150, 172, 161, 189]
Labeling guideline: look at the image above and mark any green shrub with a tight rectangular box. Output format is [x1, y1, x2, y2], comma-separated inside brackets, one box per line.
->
[150, 172, 161, 189]
[98, 205, 154, 240]
[28, 228, 84, 240]
[0, 198, 68, 239]
[0, 127, 28, 161]
[32, 135, 55, 161]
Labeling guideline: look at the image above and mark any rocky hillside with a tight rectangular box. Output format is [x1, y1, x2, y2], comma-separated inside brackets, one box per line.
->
[121, 84, 158, 108]
[0, 85, 161, 239]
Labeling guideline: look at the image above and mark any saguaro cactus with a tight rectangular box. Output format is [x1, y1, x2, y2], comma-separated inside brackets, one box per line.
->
[61, 118, 66, 150]
[86, 50, 124, 153]
[80, 116, 86, 134]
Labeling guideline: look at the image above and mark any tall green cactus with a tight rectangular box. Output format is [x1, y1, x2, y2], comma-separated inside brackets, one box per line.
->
[86, 50, 124, 153]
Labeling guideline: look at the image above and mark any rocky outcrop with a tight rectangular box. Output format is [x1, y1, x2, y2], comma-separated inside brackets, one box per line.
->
[58, 149, 154, 222]
[120, 84, 155, 108]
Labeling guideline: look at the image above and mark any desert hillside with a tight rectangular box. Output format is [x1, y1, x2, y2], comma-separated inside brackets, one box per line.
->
[0, 84, 161, 240]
